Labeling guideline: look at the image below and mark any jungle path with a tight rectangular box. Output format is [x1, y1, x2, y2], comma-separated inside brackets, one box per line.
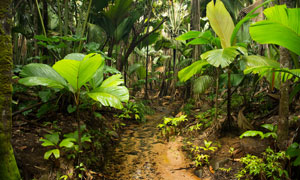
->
[105, 103, 200, 180]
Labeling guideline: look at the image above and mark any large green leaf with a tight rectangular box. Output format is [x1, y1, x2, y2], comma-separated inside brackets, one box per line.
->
[206, 0, 234, 48]
[176, 31, 201, 41]
[19, 77, 65, 89]
[59, 138, 76, 148]
[240, 130, 264, 139]
[187, 31, 213, 45]
[52, 60, 80, 90]
[193, 75, 214, 94]
[244, 55, 281, 88]
[40, 138, 55, 147]
[53, 54, 103, 91]
[178, 61, 209, 82]
[44, 132, 60, 145]
[90, 59, 105, 89]
[88, 86, 129, 109]
[20, 63, 67, 87]
[250, 5, 300, 55]
[244, 55, 280, 68]
[44, 149, 60, 160]
[64, 53, 85, 61]
[100, 74, 124, 88]
[88, 73, 128, 109]
[201, 47, 241, 68]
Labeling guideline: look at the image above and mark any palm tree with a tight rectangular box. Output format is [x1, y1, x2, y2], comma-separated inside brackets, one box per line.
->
[0, 0, 22, 178]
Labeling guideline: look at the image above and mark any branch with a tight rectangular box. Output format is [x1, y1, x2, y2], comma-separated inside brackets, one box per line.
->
[124, 17, 167, 60]
[12, 98, 56, 117]
[136, 17, 167, 46]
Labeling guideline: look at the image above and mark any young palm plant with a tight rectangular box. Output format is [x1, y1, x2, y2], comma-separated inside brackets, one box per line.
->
[18, 53, 129, 159]
[247, 4, 300, 149]
[177, 0, 272, 130]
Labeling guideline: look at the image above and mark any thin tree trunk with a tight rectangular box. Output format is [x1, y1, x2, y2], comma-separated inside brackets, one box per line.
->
[215, 68, 219, 123]
[145, 43, 149, 99]
[58, 0, 62, 36]
[63, 0, 69, 55]
[189, 0, 201, 100]
[226, 70, 232, 128]
[191, 0, 201, 59]
[0, 0, 22, 178]
[107, 40, 114, 66]
[33, 1, 39, 60]
[278, 47, 290, 150]
[145, 1, 154, 99]
[277, 0, 293, 151]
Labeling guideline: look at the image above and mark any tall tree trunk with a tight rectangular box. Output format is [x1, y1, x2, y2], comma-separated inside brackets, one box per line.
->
[0, 0, 21, 178]
[63, 0, 69, 55]
[191, 0, 201, 59]
[226, 69, 232, 128]
[277, 0, 292, 151]
[188, 0, 201, 100]
[278, 47, 290, 150]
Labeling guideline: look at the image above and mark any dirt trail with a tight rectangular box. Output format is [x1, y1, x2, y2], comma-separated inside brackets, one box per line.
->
[106, 106, 200, 180]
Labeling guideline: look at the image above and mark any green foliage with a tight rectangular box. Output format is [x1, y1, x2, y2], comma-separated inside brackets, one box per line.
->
[176, 30, 215, 45]
[34, 35, 86, 60]
[240, 124, 277, 140]
[19, 53, 129, 109]
[88, 74, 129, 109]
[188, 123, 203, 132]
[182, 101, 194, 116]
[201, 46, 246, 68]
[219, 167, 232, 173]
[206, 0, 234, 48]
[117, 101, 152, 123]
[128, 63, 146, 79]
[193, 76, 214, 94]
[157, 115, 188, 140]
[236, 147, 288, 180]
[249, 5, 300, 55]
[286, 142, 300, 166]
[230, 0, 273, 45]
[40, 126, 92, 160]
[53, 53, 103, 91]
[194, 108, 216, 129]
[189, 140, 218, 167]
[19, 63, 68, 89]
[40, 132, 74, 160]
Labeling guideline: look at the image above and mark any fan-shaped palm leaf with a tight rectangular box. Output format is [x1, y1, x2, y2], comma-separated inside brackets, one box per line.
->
[250, 5, 300, 55]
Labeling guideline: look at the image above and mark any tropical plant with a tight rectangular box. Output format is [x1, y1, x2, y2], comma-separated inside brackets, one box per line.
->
[240, 124, 278, 140]
[19, 53, 129, 154]
[286, 142, 300, 166]
[249, 5, 300, 56]
[178, 0, 270, 129]
[236, 147, 288, 180]
[40, 131, 79, 160]
[190, 140, 218, 167]
[157, 115, 188, 140]
[248, 4, 300, 149]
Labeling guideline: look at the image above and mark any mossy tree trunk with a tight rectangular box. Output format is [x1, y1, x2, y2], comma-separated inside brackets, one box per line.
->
[0, 0, 21, 179]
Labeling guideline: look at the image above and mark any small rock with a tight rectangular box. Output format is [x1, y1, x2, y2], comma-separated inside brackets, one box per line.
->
[194, 169, 203, 178]
[211, 158, 230, 170]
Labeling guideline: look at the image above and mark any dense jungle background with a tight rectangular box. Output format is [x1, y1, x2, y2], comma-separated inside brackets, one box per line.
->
[1, 0, 300, 179]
